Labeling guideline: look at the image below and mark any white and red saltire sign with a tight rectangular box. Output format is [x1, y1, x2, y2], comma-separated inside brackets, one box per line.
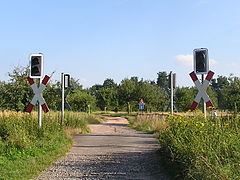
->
[26, 75, 50, 113]
[189, 71, 214, 110]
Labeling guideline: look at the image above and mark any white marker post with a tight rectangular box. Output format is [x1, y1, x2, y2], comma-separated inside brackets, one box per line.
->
[61, 73, 70, 125]
[169, 72, 176, 115]
[38, 77, 42, 127]
[61, 73, 65, 125]
[202, 74, 207, 119]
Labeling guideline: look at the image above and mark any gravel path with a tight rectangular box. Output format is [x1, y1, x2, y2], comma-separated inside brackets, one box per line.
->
[35, 117, 169, 180]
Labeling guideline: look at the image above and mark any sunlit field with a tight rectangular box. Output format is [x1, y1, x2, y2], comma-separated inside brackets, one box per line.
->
[128, 113, 240, 179]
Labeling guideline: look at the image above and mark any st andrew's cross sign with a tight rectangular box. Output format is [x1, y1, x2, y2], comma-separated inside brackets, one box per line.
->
[25, 75, 50, 113]
[189, 71, 214, 110]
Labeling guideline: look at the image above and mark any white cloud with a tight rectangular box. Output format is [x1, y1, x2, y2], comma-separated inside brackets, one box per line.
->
[210, 58, 218, 66]
[79, 78, 89, 83]
[175, 54, 192, 67]
[174, 54, 218, 67]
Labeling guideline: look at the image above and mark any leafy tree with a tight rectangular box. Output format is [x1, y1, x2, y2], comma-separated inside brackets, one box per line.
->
[88, 84, 102, 97]
[220, 77, 240, 111]
[96, 87, 118, 111]
[175, 87, 196, 111]
[211, 76, 229, 91]
[0, 66, 86, 112]
[43, 83, 61, 111]
[137, 81, 167, 111]
[103, 78, 117, 88]
[211, 75, 229, 109]
[67, 90, 96, 112]
[118, 78, 138, 106]
[157, 71, 169, 90]
[0, 66, 32, 111]
[3, 65, 240, 113]
[69, 77, 82, 93]
[117, 77, 167, 111]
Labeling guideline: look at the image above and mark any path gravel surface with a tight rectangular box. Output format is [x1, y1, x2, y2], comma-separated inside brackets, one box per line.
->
[35, 117, 169, 180]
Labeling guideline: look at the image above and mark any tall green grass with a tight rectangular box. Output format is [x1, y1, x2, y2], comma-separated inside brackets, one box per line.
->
[0, 110, 101, 180]
[128, 114, 240, 179]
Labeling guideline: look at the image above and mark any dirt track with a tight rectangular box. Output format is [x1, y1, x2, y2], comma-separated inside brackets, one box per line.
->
[36, 117, 168, 180]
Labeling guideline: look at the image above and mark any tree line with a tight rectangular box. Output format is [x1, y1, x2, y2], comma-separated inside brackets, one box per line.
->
[0, 66, 239, 112]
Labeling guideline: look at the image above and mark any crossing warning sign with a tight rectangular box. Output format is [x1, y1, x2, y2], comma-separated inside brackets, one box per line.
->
[189, 71, 214, 110]
[25, 75, 50, 113]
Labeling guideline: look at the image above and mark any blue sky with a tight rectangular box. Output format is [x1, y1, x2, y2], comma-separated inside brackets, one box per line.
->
[0, 0, 240, 88]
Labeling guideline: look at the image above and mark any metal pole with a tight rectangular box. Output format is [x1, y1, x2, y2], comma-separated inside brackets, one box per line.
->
[61, 73, 65, 125]
[171, 72, 174, 115]
[38, 78, 42, 128]
[202, 74, 207, 118]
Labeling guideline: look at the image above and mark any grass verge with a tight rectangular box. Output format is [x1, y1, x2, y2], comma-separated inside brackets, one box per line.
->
[0, 131, 71, 180]
[0, 111, 101, 180]
[128, 113, 240, 180]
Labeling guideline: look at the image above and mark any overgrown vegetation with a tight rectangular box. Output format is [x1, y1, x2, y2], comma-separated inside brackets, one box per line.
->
[0, 66, 229, 113]
[1, 65, 240, 179]
[129, 114, 240, 179]
[0, 111, 101, 180]
[127, 113, 168, 133]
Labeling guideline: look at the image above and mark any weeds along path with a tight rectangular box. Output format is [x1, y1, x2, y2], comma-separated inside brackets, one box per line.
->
[35, 117, 168, 180]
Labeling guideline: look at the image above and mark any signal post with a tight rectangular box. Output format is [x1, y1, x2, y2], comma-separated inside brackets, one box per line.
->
[190, 48, 214, 118]
[27, 53, 50, 127]
[168, 72, 176, 115]
[61, 73, 70, 125]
